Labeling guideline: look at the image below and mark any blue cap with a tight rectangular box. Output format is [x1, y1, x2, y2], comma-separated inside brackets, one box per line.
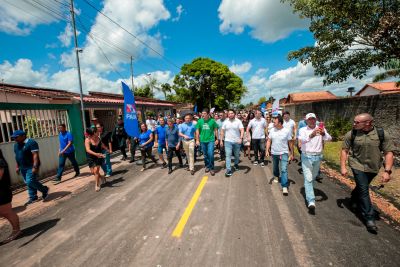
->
[11, 130, 26, 138]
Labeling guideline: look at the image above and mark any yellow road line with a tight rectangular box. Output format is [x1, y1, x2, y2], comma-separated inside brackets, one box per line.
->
[172, 176, 208, 238]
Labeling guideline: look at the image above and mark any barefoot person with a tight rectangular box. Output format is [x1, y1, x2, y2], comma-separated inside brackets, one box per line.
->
[0, 149, 21, 244]
[85, 128, 106, 192]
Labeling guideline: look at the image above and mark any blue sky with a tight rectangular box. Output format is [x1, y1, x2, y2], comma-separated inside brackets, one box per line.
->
[0, 0, 381, 103]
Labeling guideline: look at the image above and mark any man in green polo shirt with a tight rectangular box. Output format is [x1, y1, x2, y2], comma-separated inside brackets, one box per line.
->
[340, 113, 394, 233]
[196, 108, 219, 176]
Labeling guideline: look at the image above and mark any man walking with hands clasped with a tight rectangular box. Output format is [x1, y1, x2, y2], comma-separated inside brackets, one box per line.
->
[298, 113, 332, 213]
[221, 109, 244, 177]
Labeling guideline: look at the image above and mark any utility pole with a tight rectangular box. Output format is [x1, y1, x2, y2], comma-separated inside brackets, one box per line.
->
[70, 0, 86, 128]
[130, 56, 134, 91]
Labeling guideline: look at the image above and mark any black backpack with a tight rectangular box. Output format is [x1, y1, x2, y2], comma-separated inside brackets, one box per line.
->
[350, 127, 385, 151]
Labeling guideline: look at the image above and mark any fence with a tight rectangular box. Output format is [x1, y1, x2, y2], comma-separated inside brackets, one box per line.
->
[0, 109, 70, 143]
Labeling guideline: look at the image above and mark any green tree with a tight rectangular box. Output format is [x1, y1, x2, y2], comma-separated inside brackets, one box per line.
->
[160, 83, 172, 99]
[373, 59, 400, 84]
[283, 0, 400, 85]
[134, 84, 154, 98]
[173, 57, 247, 110]
[258, 96, 267, 105]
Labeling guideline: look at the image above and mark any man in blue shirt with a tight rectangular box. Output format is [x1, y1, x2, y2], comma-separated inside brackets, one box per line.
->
[154, 117, 168, 168]
[178, 113, 197, 175]
[166, 119, 183, 174]
[12, 130, 49, 205]
[54, 124, 80, 184]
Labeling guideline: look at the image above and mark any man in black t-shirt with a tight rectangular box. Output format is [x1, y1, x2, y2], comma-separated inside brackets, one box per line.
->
[112, 116, 128, 160]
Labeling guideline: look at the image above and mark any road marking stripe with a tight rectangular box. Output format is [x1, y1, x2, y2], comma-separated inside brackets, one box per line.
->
[172, 176, 208, 238]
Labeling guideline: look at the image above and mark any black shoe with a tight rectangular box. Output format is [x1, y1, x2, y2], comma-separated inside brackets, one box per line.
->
[191, 170, 195, 175]
[179, 164, 184, 168]
[121, 156, 127, 161]
[73, 172, 80, 178]
[210, 170, 215, 176]
[308, 203, 316, 215]
[225, 170, 233, 177]
[162, 162, 167, 169]
[42, 187, 49, 201]
[24, 198, 39, 206]
[168, 169, 173, 174]
[52, 178, 61, 185]
[233, 164, 239, 171]
[205, 168, 210, 173]
[366, 220, 378, 232]
[129, 159, 135, 163]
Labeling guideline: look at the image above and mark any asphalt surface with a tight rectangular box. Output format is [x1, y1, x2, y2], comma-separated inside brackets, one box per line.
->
[1, 154, 400, 267]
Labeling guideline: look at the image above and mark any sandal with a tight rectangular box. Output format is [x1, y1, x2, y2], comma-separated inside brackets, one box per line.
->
[2, 230, 22, 244]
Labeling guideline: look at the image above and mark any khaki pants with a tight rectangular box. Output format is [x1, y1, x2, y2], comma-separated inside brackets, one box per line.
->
[183, 139, 195, 171]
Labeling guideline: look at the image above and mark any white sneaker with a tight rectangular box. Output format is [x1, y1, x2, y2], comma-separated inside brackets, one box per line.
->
[282, 187, 288, 195]
[105, 174, 111, 178]
[273, 177, 279, 183]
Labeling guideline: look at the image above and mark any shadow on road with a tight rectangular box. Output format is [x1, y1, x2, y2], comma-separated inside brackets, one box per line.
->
[300, 187, 329, 205]
[4, 218, 61, 248]
[43, 191, 71, 202]
[103, 177, 125, 188]
[12, 205, 27, 213]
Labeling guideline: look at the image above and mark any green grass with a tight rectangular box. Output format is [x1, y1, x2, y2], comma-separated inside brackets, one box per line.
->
[323, 141, 343, 171]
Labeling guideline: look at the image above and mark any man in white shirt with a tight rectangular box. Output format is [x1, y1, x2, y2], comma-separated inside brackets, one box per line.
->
[283, 111, 297, 139]
[266, 115, 294, 196]
[246, 110, 267, 166]
[146, 115, 157, 132]
[221, 109, 244, 177]
[298, 113, 332, 213]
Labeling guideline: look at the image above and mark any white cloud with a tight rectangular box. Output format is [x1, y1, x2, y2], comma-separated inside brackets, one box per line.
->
[242, 62, 383, 104]
[172, 4, 184, 22]
[0, 0, 63, 35]
[0, 58, 174, 99]
[218, 0, 308, 43]
[61, 0, 170, 73]
[229, 62, 252, 75]
[58, 24, 76, 47]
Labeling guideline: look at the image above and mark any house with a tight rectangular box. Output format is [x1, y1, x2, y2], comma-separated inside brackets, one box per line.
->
[355, 82, 400, 97]
[284, 91, 337, 105]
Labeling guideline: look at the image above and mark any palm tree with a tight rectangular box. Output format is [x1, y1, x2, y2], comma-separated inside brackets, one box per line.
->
[373, 59, 400, 85]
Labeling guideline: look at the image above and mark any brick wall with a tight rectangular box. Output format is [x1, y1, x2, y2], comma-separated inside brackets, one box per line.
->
[284, 93, 400, 156]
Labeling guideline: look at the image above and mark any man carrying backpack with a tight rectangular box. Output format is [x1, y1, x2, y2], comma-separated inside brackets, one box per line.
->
[340, 113, 394, 233]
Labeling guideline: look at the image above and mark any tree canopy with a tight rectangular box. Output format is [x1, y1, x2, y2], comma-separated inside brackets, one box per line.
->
[172, 57, 247, 110]
[284, 0, 400, 84]
[258, 96, 267, 105]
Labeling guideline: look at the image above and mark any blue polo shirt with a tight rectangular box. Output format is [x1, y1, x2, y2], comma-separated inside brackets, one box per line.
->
[139, 130, 154, 149]
[14, 138, 39, 169]
[165, 126, 180, 147]
[155, 125, 166, 145]
[178, 122, 196, 140]
[59, 131, 75, 154]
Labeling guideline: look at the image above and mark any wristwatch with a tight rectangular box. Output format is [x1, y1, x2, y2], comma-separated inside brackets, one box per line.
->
[384, 169, 392, 175]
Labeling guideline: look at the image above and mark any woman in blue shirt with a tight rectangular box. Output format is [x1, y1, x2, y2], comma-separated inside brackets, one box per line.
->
[139, 123, 157, 171]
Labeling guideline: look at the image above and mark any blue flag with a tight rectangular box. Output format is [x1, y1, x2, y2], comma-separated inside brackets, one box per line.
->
[260, 102, 266, 113]
[122, 82, 139, 138]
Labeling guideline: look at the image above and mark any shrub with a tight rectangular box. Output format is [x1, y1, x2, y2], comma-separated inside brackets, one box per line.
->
[325, 117, 352, 141]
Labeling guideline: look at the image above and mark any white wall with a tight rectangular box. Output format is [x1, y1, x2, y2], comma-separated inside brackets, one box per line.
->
[0, 136, 71, 185]
[359, 87, 380, 96]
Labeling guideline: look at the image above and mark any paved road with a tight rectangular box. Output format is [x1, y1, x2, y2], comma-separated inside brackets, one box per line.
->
[1, 155, 400, 266]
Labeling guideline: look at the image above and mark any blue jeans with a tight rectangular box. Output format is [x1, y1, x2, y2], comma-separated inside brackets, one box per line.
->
[301, 153, 322, 204]
[56, 152, 80, 179]
[201, 141, 215, 170]
[272, 154, 289, 188]
[101, 150, 112, 176]
[21, 167, 47, 201]
[225, 141, 241, 171]
[351, 169, 377, 221]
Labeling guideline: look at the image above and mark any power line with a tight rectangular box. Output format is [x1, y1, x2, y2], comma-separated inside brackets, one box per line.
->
[81, 0, 181, 70]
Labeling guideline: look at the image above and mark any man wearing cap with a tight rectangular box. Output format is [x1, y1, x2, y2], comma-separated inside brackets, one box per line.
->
[112, 116, 128, 160]
[12, 130, 49, 205]
[298, 113, 332, 213]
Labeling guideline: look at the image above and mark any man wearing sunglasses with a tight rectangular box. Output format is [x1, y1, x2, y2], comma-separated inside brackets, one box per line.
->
[340, 113, 394, 233]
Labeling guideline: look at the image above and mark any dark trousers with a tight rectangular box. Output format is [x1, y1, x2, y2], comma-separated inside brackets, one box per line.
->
[120, 145, 127, 158]
[167, 147, 183, 170]
[141, 147, 156, 168]
[219, 143, 225, 160]
[56, 152, 80, 179]
[351, 169, 377, 221]
[130, 141, 139, 161]
[252, 138, 265, 162]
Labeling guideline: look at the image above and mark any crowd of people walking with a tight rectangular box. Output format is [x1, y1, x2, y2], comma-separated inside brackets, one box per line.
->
[0, 107, 395, 244]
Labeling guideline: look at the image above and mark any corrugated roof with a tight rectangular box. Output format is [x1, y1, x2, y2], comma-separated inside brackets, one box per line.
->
[1, 83, 78, 99]
[286, 91, 337, 104]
